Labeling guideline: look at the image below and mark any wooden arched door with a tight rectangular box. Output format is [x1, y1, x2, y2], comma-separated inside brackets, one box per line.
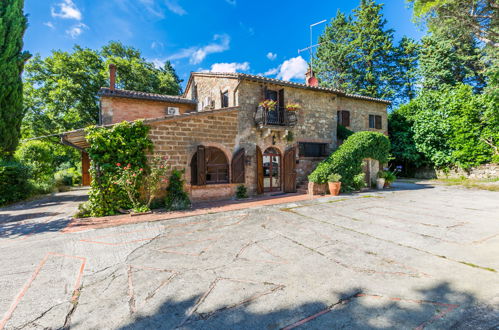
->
[283, 147, 297, 193]
[256, 146, 264, 194]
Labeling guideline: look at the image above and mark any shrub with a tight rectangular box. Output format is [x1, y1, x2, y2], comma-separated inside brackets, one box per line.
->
[337, 124, 354, 141]
[54, 168, 81, 188]
[15, 140, 56, 181]
[164, 169, 191, 211]
[327, 173, 342, 182]
[309, 131, 390, 192]
[84, 121, 153, 217]
[352, 173, 366, 190]
[235, 184, 248, 199]
[384, 171, 397, 183]
[0, 160, 32, 206]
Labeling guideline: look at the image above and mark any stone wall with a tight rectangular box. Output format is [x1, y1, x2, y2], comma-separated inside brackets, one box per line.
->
[437, 163, 499, 179]
[101, 97, 196, 125]
[185, 76, 240, 110]
[337, 97, 388, 135]
[148, 108, 240, 202]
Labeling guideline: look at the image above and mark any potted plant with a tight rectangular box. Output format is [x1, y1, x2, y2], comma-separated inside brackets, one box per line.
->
[383, 170, 396, 188]
[307, 168, 328, 195]
[327, 173, 342, 196]
[376, 171, 386, 190]
[259, 99, 277, 110]
[285, 103, 301, 111]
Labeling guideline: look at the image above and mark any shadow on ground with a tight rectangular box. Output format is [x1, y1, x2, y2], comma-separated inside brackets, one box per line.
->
[107, 282, 498, 329]
[0, 218, 70, 239]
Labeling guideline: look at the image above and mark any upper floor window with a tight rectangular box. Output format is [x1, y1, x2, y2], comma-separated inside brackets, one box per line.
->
[337, 110, 350, 127]
[221, 90, 229, 108]
[369, 115, 382, 129]
[298, 142, 328, 158]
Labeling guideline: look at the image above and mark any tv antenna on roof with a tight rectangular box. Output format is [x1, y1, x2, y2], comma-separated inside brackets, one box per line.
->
[298, 19, 326, 86]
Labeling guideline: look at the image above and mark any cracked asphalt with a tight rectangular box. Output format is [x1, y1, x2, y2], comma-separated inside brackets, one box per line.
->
[0, 182, 498, 329]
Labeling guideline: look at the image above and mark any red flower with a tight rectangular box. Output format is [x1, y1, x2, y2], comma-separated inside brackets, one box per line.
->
[127, 164, 131, 168]
[139, 168, 143, 171]
[116, 163, 121, 167]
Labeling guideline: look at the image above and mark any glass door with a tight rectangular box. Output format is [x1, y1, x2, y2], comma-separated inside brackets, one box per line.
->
[263, 147, 281, 192]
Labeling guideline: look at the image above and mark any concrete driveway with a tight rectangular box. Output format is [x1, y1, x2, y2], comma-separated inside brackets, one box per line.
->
[0, 182, 498, 329]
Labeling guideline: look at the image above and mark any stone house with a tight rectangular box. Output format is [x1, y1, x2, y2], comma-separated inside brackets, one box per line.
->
[63, 69, 389, 202]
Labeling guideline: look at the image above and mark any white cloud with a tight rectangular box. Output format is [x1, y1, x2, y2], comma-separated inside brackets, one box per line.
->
[138, 0, 164, 18]
[276, 56, 308, 81]
[266, 52, 277, 61]
[44, 21, 55, 29]
[165, 0, 187, 15]
[225, 0, 236, 5]
[66, 22, 87, 39]
[210, 62, 249, 73]
[167, 34, 230, 65]
[51, 0, 82, 20]
[151, 41, 164, 49]
[262, 67, 278, 76]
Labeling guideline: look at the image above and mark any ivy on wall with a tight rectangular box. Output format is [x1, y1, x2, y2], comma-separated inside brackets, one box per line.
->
[83, 120, 153, 217]
[309, 131, 390, 191]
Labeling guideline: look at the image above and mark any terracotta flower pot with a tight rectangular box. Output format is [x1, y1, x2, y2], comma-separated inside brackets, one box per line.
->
[328, 182, 341, 196]
[308, 182, 327, 195]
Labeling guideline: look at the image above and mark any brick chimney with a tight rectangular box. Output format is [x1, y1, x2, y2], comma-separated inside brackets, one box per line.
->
[305, 66, 318, 87]
[109, 64, 116, 90]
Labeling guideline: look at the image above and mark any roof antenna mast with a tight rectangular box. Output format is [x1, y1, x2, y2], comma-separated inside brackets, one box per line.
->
[298, 19, 326, 86]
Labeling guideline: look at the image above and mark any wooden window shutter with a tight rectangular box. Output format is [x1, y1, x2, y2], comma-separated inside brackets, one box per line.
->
[262, 85, 268, 100]
[375, 115, 382, 129]
[278, 89, 285, 109]
[231, 148, 245, 183]
[196, 145, 206, 185]
[342, 111, 350, 127]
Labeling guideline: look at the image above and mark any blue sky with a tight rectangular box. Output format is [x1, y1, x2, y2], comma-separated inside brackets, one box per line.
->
[24, 0, 424, 86]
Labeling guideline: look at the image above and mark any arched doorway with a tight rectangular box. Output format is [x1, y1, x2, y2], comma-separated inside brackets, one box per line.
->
[263, 147, 281, 192]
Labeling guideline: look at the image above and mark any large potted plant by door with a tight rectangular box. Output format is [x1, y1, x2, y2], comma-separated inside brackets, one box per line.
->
[307, 166, 328, 195]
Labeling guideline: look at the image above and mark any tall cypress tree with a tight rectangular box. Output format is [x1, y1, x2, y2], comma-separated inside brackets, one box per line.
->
[351, 0, 395, 100]
[0, 0, 31, 158]
[314, 11, 356, 92]
[314, 0, 395, 100]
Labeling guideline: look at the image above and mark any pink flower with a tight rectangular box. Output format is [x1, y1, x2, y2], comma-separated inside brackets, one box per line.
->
[132, 173, 136, 177]
[160, 165, 164, 169]
[127, 164, 131, 168]
[139, 168, 143, 171]
[116, 163, 121, 167]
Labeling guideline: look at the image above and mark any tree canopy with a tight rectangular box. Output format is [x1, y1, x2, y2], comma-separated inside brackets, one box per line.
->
[22, 41, 183, 138]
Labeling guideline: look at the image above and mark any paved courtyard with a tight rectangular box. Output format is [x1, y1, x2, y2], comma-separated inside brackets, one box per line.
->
[0, 182, 498, 329]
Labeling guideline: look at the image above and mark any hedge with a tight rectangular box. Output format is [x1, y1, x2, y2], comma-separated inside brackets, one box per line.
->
[308, 131, 390, 191]
[0, 160, 32, 206]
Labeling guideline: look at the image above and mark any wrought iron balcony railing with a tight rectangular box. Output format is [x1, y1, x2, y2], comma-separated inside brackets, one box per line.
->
[254, 106, 297, 128]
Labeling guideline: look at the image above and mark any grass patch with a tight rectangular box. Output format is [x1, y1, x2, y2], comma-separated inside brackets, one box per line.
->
[437, 177, 499, 192]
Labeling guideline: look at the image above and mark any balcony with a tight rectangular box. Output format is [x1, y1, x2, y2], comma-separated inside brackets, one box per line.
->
[254, 106, 297, 128]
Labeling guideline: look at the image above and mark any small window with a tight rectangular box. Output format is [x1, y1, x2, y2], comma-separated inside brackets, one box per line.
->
[337, 110, 350, 127]
[221, 90, 229, 108]
[369, 115, 382, 129]
[298, 142, 328, 158]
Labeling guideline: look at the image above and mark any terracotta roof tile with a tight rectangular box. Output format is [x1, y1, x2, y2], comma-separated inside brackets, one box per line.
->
[98, 88, 197, 104]
[189, 72, 391, 104]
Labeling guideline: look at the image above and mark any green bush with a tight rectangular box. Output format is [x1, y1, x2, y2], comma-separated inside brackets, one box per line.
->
[85, 120, 153, 217]
[309, 131, 390, 191]
[0, 160, 32, 206]
[337, 124, 354, 141]
[15, 140, 56, 181]
[164, 169, 191, 211]
[54, 168, 81, 187]
[352, 173, 367, 190]
[235, 184, 248, 199]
